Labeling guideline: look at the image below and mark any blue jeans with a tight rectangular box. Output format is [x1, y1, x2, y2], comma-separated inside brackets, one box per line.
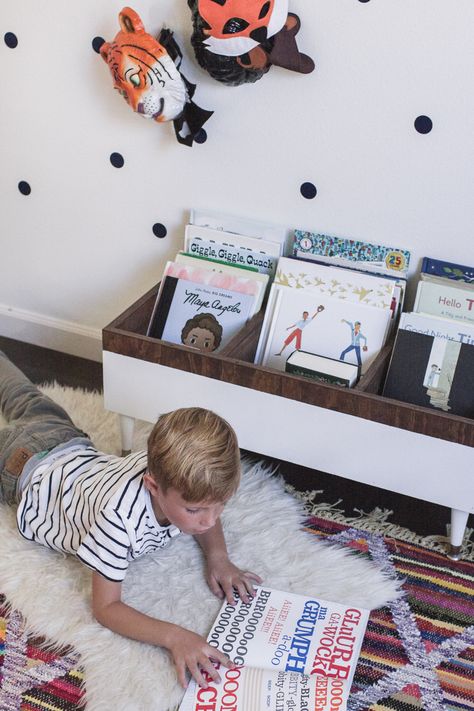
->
[0, 351, 92, 504]
[339, 344, 362, 366]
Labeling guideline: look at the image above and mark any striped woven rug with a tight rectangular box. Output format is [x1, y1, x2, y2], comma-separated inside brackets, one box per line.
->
[1, 514, 473, 711]
[306, 515, 474, 711]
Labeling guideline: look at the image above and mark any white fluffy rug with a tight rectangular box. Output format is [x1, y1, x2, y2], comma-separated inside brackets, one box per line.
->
[0, 384, 400, 711]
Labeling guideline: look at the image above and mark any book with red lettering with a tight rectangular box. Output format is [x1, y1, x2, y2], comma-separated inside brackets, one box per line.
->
[179, 586, 369, 711]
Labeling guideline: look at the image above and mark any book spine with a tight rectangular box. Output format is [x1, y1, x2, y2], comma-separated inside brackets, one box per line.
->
[421, 256, 474, 283]
[147, 276, 178, 339]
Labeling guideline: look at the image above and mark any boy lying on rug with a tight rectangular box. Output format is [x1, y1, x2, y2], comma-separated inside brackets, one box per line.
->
[0, 351, 261, 690]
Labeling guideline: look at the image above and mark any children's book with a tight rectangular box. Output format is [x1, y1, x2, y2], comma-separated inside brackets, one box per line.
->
[398, 312, 474, 345]
[413, 279, 474, 325]
[190, 207, 292, 255]
[179, 586, 369, 711]
[382, 329, 474, 417]
[421, 256, 474, 284]
[147, 276, 259, 353]
[285, 350, 360, 387]
[261, 287, 392, 375]
[176, 251, 259, 273]
[275, 257, 397, 310]
[292, 230, 411, 279]
[185, 225, 281, 278]
[254, 283, 283, 364]
[162, 260, 267, 314]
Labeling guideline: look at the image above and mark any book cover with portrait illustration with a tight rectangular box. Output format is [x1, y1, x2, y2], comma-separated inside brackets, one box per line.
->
[147, 276, 259, 354]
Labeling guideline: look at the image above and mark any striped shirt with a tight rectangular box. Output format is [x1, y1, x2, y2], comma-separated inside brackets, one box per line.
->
[16, 446, 180, 582]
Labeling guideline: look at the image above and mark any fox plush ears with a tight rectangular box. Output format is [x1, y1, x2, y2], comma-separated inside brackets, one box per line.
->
[188, 0, 315, 85]
[100, 7, 213, 146]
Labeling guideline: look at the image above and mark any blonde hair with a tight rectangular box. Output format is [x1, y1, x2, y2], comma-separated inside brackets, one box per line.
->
[147, 407, 240, 502]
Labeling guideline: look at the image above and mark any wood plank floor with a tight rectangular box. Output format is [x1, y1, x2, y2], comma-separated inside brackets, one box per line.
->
[0, 335, 466, 538]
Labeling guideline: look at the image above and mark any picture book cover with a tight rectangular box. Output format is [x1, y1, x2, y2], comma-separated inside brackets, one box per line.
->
[414, 279, 474, 325]
[383, 329, 474, 417]
[285, 350, 360, 387]
[398, 312, 474, 345]
[421, 256, 474, 284]
[262, 288, 391, 375]
[162, 260, 266, 313]
[275, 256, 396, 310]
[179, 586, 369, 711]
[147, 276, 258, 353]
[185, 225, 280, 277]
[292, 230, 411, 278]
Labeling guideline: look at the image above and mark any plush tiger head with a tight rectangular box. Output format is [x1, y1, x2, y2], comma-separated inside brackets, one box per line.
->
[100, 7, 187, 123]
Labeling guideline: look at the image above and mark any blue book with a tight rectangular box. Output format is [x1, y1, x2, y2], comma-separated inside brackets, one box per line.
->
[421, 256, 474, 284]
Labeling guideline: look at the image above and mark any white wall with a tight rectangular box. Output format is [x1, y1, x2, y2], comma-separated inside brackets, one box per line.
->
[1, 0, 473, 361]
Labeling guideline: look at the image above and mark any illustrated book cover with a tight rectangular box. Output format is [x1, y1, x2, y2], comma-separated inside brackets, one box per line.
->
[421, 256, 474, 284]
[275, 256, 397, 311]
[185, 224, 281, 278]
[147, 275, 259, 353]
[285, 350, 360, 387]
[261, 286, 392, 375]
[413, 279, 474, 325]
[179, 586, 369, 711]
[382, 329, 474, 417]
[292, 230, 411, 278]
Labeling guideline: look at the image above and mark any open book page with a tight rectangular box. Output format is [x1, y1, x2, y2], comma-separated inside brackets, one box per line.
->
[179, 586, 369, 711]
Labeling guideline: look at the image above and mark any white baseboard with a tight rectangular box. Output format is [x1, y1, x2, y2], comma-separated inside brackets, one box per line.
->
[0, 304, 102, 362]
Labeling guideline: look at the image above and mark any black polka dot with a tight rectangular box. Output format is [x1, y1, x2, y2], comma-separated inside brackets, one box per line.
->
[414, 115, 433, 134]
[18, 181, 31, 195]
[110, 152, 124, 168]
[152, 223, 167, 239]
[300, 182, 317, 199]
[4, 32, 18, 48]
[358, 0, 371, 3]
[92, 36, 105, 53]
[194, 129, 207, 144]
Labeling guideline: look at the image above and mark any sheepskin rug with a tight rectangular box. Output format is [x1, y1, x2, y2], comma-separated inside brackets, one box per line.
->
[0, 384, 400, 711]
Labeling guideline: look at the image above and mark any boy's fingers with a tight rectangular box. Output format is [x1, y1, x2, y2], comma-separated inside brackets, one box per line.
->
[176, 661, 187, 689]
[246, 571, 263, 584]
[208, 576, 224, 599]
[190, 664, 209, 689]
[196, 656, 221, 686]
[209, 646, 232, 668]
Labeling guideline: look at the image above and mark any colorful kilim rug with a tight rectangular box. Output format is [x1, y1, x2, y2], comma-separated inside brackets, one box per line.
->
[306, 515, 474, 711]
[1, 516, 473, 710]
[0, 595, 84, 710]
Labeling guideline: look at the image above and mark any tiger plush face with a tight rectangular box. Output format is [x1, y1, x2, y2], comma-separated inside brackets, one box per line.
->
[100, 7, 187, 122]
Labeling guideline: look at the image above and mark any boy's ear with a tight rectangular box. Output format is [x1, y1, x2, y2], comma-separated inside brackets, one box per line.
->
[143, 472, 160, 496]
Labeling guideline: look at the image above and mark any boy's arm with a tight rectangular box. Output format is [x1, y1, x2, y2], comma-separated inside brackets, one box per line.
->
[194, 518, 262, 605]
[92, 571, 232, 689]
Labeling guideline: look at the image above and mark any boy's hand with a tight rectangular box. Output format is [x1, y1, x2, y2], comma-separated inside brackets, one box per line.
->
[168, 627, 232, 689]
[206, 554, 262, 605]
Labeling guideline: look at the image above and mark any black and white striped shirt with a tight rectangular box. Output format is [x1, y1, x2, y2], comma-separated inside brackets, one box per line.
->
[17, 446, 180, 582]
